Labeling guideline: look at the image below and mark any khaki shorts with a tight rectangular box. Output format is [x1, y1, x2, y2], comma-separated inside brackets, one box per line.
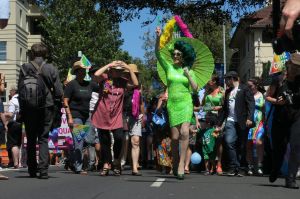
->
[125, 114, 143, 137]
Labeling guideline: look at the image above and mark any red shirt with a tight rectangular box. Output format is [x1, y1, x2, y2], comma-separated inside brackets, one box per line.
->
[92, 74, 127, 130]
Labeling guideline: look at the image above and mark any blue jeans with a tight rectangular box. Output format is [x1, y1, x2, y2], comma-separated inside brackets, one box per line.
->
[223, 121, 248, 172]
[71, 118, 90, 172]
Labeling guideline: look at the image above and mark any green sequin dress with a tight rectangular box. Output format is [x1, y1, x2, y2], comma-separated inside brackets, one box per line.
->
[156, 51, 194, 127]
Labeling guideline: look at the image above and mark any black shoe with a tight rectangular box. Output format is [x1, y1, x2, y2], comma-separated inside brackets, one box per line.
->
[285, 179, 299, 189]
[29, 172, 37, 178]
[39, 172, 49, 179]
[269, 172, 278, 183]
[132, 171, 142, 176]
[225, 169, 236, 176]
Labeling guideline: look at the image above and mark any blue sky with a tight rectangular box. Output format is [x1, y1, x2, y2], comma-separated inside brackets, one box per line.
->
[120, 9, 161, 60]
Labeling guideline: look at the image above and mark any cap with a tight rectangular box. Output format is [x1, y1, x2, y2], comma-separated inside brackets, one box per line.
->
[71, 61, 85, 74]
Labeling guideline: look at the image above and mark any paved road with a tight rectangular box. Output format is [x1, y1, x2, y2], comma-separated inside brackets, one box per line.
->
[0, 167, 299, 199]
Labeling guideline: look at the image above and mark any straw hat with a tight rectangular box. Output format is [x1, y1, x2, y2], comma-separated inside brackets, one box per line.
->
[71, 61, 85, 74]
[125, 64, 139, 73]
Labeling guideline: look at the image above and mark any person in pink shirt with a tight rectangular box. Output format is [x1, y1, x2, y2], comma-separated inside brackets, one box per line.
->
[92, 61, 138, 176]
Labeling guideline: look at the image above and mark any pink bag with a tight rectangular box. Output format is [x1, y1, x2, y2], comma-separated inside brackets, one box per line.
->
[131, 88, 140, 119]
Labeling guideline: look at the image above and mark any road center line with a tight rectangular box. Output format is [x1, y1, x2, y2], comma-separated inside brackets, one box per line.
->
[151, 178, 165, 187]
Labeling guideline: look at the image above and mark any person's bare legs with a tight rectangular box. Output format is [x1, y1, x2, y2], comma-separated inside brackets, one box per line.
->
[184, 147, 192, 173]
[147, 135, 153, 164]
[95, 143, 101, 167]
[178, 122, 190, 175]
[171, 126, 180, 174]
[216, 138, 223, 174]
[12, 146, 20, 168]
[256, 139, 264, 175]
[246, 140, 254, 175]
[131, 135, 140, 173]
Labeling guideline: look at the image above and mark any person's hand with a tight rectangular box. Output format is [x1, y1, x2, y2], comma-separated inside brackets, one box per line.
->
[156, 26, 162, 37]
[183, 67, 190, 77]
[281, 0, 300, 39]
[246, 119, 253, 128]
[67, 117, 74, 129]
[276, 96, 286, 105]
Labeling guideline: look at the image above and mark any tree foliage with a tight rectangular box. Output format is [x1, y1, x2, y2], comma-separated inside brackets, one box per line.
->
[188, 18, 232, 65]
[39, 0, 124, 77]
[94, 0, 265, 25]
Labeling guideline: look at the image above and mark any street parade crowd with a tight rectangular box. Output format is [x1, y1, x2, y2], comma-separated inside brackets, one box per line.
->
[0, 0, 300, 190]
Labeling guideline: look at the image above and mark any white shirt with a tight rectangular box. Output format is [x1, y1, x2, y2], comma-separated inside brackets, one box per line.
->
[8, 94, 19, 121]
[227, 87, 238, 122]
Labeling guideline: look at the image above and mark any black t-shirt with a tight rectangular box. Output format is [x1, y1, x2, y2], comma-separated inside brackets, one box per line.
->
[64, 79, 92, 120]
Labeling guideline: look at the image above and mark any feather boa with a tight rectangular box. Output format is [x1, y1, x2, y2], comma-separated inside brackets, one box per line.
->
[174, 15, 193, 38]
[159, 18, 176, 49]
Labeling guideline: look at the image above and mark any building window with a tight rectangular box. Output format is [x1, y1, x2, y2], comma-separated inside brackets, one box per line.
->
[0, 41, 7, 61]
[20, 10, 23, 27]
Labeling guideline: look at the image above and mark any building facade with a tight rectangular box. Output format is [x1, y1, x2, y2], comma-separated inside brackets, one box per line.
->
[0, 0, 43, 103]
[229, 6, 274, 83]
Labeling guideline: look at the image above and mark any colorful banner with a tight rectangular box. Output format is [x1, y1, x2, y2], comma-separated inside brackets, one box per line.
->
[48, 108, 73, 153]
[269, 52, 290, 75]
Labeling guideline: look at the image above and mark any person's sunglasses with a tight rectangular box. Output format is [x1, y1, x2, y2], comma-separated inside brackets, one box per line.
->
[172, 52, 182, 57]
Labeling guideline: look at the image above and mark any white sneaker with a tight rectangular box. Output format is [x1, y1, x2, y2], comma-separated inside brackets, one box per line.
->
[296, 169, 300, 178]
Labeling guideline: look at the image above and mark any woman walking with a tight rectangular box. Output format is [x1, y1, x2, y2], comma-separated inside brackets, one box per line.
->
[92, 61, 138, 176]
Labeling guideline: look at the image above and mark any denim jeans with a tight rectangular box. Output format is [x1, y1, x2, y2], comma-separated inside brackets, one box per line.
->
[71, 118, 90, 172]
[223, 121, 248, 172]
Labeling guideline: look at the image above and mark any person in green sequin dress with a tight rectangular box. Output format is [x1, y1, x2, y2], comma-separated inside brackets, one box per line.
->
[155, 27, 199, 179]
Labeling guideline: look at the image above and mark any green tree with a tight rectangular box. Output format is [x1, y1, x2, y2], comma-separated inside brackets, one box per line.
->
[39, 0, 123, 78]
[188, 18, 233, 66]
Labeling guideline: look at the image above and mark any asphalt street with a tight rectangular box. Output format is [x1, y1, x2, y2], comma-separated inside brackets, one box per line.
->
[0, 166, 299, 199]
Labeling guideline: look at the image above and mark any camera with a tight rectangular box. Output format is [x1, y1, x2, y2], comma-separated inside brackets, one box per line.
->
[272, 19, 300, 55]
[282, 90, 294, 105]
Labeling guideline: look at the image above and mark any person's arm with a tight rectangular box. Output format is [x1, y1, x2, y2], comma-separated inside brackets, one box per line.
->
[245, 85, 255, 127]
[94, 61, 118, 77]
[0, 73, 5, 93]
[281, 0, 300, 39]
[63, 83, 74, 128]
[155, 27, 170, 72]
[183, 68, 198, 92]
[64, 98, 73, 128]
[119, 61, 138, 87]
[52, 67, 64, 100]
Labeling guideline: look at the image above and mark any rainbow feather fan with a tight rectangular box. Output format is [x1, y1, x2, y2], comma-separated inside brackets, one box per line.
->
[159, 15, 193, 49]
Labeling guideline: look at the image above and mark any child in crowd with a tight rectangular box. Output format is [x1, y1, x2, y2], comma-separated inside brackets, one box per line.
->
[199, 112, 219, 175]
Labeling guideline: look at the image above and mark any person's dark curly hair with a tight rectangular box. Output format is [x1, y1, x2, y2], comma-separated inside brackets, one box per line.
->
[171, 41, 196, 69]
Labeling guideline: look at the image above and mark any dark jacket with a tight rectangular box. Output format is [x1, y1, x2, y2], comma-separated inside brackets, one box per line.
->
[218, 83, 255, 129]
[18, 57, 63, 108]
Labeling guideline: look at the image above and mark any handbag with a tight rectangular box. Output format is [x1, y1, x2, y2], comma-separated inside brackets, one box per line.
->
[152, 109, 166, 127]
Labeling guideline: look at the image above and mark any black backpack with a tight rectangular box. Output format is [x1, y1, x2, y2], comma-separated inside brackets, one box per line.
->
[18, 61, 47, 110]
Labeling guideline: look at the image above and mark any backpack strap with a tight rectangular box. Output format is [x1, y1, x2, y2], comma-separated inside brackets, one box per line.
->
[20, 64, 27, 77]
[30, 60, 46, 74]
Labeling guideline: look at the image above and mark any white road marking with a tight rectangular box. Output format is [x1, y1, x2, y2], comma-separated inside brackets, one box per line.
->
[151, 178, 165, 187]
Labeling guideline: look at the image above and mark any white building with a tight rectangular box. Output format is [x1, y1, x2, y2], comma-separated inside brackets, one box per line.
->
[230, 5, 274, 82]
[0, 0, 43, 103]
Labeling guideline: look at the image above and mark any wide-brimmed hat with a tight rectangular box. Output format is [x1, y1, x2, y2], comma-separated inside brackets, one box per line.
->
[290, 53, 300, 66]
[71, 61, 86, 74]
[124, 64, 139, 73]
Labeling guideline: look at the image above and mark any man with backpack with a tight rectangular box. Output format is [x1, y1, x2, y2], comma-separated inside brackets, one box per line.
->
[18, 43, 63, 179]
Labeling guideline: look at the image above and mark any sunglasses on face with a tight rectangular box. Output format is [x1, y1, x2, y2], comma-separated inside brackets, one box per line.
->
[172, 51, 182, 57]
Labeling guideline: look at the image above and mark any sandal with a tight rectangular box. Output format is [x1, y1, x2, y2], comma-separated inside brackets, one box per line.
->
[100, 168, 110, 176]
[113, 169, 121, 176]
[132, 171, 142, 176]
[184, 169, 190, 174]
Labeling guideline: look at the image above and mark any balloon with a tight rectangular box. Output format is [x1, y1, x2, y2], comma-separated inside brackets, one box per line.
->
[191, 152, 202, 164]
